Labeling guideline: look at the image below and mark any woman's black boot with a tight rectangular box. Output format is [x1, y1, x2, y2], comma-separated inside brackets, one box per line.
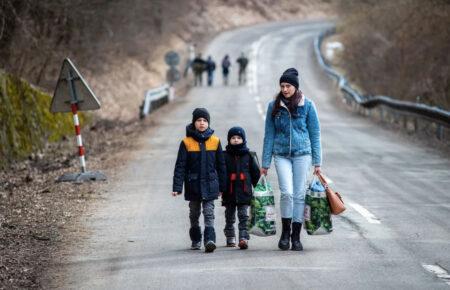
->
[291, 222, 303, 251]
[278, 218, 291, 250]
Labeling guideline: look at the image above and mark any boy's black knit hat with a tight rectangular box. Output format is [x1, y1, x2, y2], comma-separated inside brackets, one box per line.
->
[279, 67, 299, 89]
[227, 126, 246, 143]
[192, 108, 210, 124]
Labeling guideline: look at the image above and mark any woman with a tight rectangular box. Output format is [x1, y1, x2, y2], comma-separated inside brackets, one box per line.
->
[261, 68, 322, 251]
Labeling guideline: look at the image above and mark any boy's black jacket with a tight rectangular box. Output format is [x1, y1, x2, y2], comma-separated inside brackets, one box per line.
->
[222, 149, 260, 206]
[173, 124, 226, 201]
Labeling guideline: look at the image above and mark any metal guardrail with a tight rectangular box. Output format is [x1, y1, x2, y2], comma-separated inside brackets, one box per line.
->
[139, 84, 172, 119]
[314, 28, 450, 126]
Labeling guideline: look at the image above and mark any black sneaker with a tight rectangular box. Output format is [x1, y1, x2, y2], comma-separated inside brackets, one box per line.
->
[205, 241, 216, 253]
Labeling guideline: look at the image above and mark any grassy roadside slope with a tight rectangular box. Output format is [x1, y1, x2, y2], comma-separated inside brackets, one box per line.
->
[334, 0, 449, 110]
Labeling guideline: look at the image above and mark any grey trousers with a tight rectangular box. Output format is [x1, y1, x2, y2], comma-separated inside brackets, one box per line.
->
[189, 200, 215, 228]
[224, 204, 249, 240]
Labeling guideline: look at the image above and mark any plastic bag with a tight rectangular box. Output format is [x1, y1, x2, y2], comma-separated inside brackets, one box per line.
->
[248, 176, 276, 236]
[304, 175, 333, 235]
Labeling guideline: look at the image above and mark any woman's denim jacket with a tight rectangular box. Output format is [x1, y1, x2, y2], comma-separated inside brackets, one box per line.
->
[262, 96, 322, 168]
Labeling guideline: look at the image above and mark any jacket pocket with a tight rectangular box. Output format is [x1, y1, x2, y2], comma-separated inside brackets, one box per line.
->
[208, 176, 219, 193]
[186, 173, 199, 195]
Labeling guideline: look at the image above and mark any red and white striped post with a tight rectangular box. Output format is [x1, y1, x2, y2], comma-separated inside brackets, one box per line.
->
[71, 103, 86, 173]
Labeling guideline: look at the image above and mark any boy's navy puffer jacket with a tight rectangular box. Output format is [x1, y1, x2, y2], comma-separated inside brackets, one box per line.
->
[173, 124, 226, 201]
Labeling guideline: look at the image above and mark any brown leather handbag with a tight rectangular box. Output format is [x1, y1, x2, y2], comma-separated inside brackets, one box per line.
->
[317, 173, 345, 215]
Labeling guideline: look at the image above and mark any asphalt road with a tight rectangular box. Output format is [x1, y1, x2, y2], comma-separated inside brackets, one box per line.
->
[57, 21, 450, 289]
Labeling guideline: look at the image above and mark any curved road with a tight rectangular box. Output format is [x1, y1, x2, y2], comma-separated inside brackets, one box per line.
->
[58, 21, 450, 289]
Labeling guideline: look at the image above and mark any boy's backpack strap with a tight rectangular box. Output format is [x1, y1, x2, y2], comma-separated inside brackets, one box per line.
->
[249, 151, 260, 168]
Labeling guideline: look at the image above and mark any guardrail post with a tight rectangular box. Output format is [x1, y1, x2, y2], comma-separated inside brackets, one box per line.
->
[389, 110, 395, 124]
[405, 116, 416, 133]
[401, 115, 406, 130]
[437, 124, 444, 140]
[393, 111, 399, 126]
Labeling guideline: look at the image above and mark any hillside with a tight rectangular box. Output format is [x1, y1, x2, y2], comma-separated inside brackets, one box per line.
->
[333, 0, 450, 110]
[0, 0, 332, 121]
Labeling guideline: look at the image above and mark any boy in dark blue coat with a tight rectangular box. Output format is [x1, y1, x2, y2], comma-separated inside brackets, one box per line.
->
[222, 127, 260, 249]
[172, 108, 226, 253]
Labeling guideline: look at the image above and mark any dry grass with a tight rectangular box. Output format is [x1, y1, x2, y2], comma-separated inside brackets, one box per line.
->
[334, 0, 450, 110]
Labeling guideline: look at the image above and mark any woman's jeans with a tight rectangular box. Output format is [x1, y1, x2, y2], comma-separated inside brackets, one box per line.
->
[274, 154, 311, 223]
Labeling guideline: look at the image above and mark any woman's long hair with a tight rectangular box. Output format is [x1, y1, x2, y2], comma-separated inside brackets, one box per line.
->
[271, 89, 303, 118]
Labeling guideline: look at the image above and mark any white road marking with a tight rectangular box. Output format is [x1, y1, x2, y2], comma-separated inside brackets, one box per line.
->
[249, 35, 270, 121]
[422, 264, 450, 286]
[348, 202, 381, 224]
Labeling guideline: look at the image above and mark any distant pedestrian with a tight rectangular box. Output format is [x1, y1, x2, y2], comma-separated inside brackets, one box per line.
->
[183, 43, 196, 78]
[221, 55, 231, 86]
[261, 68, 322, 252]
[172, 108, 226, 253]
[192, 53, 207, 86]
[222, 126, 260, 249]
[205, 56, 216, 86]
[236, 52, 249, 85]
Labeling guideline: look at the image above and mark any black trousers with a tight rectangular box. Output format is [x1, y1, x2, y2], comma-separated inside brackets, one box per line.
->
[224, 204, 249, 240]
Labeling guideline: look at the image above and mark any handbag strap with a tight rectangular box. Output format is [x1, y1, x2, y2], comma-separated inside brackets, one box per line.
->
[316, 172, 329, 189]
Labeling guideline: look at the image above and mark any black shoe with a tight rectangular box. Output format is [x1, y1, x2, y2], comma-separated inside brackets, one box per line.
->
[291, 222, 303, 251]
[191, 241, 201, 250]
[189, 227, 202, 250]
[205, 240, 216, 253]
[204, 227, 216, 253]
[278, 218, 291, 250]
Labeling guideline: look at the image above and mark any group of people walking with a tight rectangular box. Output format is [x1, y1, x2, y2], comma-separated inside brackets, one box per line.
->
[189, 53, 249, 87]
[172, 68, 322, 253]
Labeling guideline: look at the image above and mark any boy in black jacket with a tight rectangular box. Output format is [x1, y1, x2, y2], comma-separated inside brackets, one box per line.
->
[172, 108, 226, 253]
[222, 127, 260, 249]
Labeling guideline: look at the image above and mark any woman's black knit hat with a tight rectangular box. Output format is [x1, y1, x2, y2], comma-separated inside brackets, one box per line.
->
[192, 108, 210, 124]
[279, 68, 299, 89]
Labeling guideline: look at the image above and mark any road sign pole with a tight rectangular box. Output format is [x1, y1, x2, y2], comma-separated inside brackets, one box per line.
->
[67, 69, 87, 173]
[71, 103, 86, 173]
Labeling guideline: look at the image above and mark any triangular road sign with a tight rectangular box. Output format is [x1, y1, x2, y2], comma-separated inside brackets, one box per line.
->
[50, 58, 101, 113]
